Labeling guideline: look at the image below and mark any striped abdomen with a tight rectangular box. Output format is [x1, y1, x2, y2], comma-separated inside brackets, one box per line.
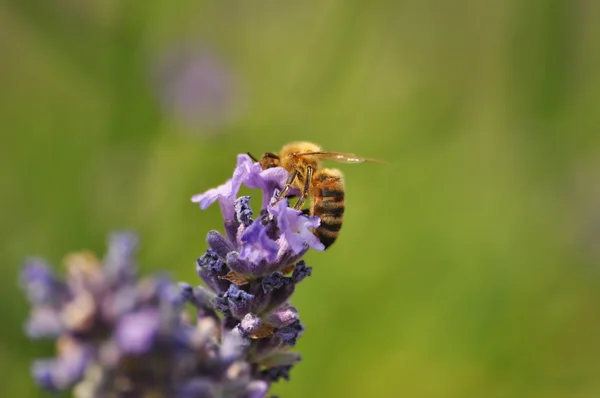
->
[311, 169, 345, 249]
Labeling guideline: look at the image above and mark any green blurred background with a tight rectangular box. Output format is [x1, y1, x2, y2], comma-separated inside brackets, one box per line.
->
[3, 1, 600, 397]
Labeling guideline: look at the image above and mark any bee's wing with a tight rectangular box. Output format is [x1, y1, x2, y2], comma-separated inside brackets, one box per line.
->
[296, 151, 386, 164]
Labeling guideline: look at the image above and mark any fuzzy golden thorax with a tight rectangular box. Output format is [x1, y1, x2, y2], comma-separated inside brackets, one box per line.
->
[277, 142, 323, 190]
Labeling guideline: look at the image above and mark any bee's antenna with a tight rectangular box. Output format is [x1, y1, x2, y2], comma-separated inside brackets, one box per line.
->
[247, 152, 258, 162]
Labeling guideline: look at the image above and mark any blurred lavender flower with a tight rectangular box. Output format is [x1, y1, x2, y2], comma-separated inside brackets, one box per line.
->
[21, 154, 324, 397]
[153, 45, 240, 133]
[21, 233, 269, 398]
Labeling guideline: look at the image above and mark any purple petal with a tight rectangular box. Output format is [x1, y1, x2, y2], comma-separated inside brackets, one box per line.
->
[106, 286, 138, 319]
[20, 258, 66, 305]
[239, 219, 279, 265]
[115, 309, 161, 354]
[257, 168, 288, 208]
[191, 182, 228, 208]
[191, 154, 256, 221]
[104, 231, 138, 283]
[191, 179, 236, 221]
[231, 154, 257, 191]
[271, 201, 324, 254]
[298, 220, 325, 251]
[240, 161, 267, 190]
[243, 380, 269, 398]
[243, 166, 288, 210]
[259, 167, 288, 188]
[25, 307, 63, 338]
[31, 345, 89, 390]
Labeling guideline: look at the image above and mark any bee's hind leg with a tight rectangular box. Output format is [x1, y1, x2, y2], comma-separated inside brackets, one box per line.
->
[293, 165, 312, 210]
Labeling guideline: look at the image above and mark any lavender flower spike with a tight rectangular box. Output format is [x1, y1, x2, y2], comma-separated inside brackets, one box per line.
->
[192, 153, 323, 390]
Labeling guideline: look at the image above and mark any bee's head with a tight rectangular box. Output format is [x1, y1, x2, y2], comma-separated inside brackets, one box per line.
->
[256, 152, 281, 169]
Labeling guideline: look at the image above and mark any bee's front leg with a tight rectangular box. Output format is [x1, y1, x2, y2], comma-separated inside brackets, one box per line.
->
[293, 165, 312, 210]
[273, 169, 298, 204]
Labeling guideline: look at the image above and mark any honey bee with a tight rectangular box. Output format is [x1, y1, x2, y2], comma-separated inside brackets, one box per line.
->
[248, 142, 381, 249]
